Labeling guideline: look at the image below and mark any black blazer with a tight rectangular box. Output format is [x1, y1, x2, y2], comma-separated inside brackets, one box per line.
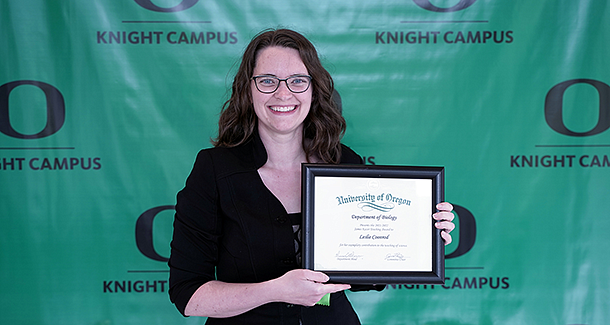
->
[168, 131, 364, 325]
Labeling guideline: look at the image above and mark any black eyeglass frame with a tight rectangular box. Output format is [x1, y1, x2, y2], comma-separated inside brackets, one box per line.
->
[251, 75, 312, 94]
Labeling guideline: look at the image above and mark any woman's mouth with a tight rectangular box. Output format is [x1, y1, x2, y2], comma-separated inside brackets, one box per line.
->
[269, 105, 297, 112]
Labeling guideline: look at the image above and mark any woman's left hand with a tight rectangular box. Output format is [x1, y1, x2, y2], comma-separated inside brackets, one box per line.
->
[433, 202, 456, 245]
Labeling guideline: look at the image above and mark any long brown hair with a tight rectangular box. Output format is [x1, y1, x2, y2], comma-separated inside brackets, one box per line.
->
[212, 28, 346, 164]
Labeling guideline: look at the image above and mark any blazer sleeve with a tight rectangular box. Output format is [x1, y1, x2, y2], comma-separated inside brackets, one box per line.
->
[168, 150, 222, 316]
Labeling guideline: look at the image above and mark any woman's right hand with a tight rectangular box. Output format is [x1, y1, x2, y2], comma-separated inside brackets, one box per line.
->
[184, 269, 350, 317]
[271, 269, 351, 306]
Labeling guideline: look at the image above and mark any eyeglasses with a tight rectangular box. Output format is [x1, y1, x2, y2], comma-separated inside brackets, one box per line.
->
[251, 75, 312, 94]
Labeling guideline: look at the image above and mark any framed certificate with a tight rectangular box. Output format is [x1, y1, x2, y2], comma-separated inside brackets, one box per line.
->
[301, 164, 444, 285]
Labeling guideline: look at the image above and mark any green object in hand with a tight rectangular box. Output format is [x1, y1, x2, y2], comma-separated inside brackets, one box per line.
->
[316, 293, 330, 306]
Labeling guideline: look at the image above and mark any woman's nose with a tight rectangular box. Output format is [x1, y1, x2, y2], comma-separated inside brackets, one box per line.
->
[274, 80, 293, 98]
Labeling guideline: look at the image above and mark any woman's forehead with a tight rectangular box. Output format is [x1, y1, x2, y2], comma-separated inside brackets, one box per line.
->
[253, 46, 308, 76]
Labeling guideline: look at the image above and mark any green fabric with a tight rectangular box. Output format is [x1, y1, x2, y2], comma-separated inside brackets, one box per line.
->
[1, 1, 609, 324]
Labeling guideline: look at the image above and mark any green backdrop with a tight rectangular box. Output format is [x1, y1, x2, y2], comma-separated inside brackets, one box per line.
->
[1, 1, 609, 324]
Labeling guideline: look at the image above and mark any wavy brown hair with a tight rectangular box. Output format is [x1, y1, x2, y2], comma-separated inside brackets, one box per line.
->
[212, 28, 346, 164]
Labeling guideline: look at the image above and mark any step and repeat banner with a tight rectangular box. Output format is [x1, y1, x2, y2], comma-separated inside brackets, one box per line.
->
[1, 1, 609, 324]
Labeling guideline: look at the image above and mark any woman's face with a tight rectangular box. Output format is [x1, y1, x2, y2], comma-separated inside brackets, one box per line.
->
[251, 46, 312, 138]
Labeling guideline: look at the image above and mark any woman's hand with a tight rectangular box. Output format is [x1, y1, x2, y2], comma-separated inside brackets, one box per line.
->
[272, 269, 350, 306]
[184, 269, 349, 317]
[433, 202, 456, 245]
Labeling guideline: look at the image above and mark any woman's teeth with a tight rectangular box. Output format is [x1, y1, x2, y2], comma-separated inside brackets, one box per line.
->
[270, 105, 296, 112]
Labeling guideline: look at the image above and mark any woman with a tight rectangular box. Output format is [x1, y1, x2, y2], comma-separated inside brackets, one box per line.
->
[168, 28, 455, 324]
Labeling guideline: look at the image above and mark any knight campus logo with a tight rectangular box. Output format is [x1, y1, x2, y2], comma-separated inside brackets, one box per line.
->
[511, 79, 610, 168]
[0, 81, 102, 171]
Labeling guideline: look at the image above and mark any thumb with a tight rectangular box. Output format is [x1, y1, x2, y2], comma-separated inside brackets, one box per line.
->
[303, 270, 330, 283]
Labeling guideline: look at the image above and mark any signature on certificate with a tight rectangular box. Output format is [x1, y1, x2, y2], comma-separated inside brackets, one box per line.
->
[335, 251, 363, 261]
[385, 253, 407, 261]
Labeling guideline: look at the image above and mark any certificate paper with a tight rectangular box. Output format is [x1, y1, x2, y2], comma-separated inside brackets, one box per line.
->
[302, 165, 444, 284]
[314, 176, 432, 272]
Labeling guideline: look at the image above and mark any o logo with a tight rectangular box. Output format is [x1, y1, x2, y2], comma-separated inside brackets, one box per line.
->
[0, 80, 65, 139]
[135, 205, 175, 262]
[545, 79, 610, 137]
[445, 205, 476, 259]
[413, 0, 477, 12]
[134, 0, 198, 12]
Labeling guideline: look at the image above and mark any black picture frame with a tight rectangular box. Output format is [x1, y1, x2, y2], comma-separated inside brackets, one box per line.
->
[301, 164, 445, 285]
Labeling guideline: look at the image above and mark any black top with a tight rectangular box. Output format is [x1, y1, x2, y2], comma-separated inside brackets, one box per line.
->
[168, 131, 365, 324]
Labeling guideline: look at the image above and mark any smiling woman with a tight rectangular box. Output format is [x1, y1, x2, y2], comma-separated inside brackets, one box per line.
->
[212, 28, 347, 164]
[167, 28, 455, 325]
[251, 46, 312, 140]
